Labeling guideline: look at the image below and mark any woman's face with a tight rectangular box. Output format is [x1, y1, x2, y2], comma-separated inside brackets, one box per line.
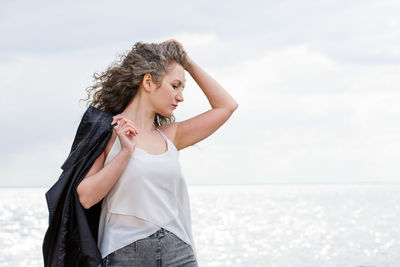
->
[153, 62, 186, 117]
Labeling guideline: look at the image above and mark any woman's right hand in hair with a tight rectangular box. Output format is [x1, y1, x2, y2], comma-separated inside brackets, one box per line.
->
[111, 115, 139, 155]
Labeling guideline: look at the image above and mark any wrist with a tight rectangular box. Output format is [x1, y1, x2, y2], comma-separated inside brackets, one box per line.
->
[185, 56, 194, 72]
[119, 148, 133, 158]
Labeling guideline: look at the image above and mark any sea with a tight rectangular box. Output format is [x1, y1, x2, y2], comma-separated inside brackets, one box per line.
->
[1, 184, 400, 267]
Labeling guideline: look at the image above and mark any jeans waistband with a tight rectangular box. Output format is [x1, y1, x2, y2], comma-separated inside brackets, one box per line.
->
[148, 228, 170, 239]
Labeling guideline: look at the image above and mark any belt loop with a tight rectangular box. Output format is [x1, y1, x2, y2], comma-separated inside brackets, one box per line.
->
[158, 228, 166, 238]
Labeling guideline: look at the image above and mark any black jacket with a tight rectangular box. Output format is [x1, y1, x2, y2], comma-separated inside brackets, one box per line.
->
[42, 106, 115, 267]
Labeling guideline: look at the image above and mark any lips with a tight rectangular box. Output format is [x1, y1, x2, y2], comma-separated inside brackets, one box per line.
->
[172, 104, 178, 108]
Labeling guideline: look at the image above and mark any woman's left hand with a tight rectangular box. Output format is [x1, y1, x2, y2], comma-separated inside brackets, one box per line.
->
[164, 38, 193, 70]
[164, 38, 184, 50]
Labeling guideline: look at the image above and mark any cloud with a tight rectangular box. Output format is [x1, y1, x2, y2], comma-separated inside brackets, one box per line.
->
[193, 44, 400, 183]
[1, 0, 400, 186]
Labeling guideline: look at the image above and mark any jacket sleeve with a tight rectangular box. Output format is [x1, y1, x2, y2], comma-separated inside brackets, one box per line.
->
[43, 106, 114, 267]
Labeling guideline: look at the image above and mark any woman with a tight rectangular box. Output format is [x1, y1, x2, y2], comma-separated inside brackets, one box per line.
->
[76, 39, 238, 266]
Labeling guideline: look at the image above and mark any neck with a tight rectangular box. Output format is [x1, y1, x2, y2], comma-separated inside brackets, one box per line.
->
[119, 93, 156, 133]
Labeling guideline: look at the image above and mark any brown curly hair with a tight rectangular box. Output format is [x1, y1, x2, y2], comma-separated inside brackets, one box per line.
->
[80, 40, 189, 127]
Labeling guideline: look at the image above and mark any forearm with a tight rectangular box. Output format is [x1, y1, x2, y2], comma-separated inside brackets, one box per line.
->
[78, 150, 131, 209]
[185, 57, 238, 111]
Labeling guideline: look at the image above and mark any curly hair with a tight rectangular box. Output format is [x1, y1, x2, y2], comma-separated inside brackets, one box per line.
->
[80, 40, 189, 127]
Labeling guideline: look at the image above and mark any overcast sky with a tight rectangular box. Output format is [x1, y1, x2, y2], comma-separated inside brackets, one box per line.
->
[1, 0, 399, 187]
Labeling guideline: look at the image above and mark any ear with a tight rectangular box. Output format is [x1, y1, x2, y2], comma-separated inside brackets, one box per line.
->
[142, 73, 154, 92]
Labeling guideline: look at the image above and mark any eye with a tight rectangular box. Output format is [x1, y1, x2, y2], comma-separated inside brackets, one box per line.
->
[172, 85, 178, 89]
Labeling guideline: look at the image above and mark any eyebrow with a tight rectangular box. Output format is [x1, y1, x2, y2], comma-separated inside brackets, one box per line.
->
[173, 79, 186, 89]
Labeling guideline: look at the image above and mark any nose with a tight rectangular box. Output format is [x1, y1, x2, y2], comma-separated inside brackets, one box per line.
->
[176, 91, 184, 102]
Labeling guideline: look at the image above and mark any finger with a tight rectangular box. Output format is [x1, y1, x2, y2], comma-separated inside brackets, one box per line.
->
[118, 123, 128, 132]
[123, 121, 138, 132]
[121, 120, 139, 133]
[121, 126, 137, 136]
[121, 118, 132, 126]
[111, 117, 119, 126]
[119, 124, 136, 135]
[111, 116, 124, 127]
[119, 118, 128, 128]
[129, 125, 139, 134]
[126, 126, 138, 136]
[112, 114, 122, 122]
[112, 117, 139, 134]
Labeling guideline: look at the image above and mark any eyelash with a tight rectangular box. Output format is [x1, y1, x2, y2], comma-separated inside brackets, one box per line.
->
[172, 84, 184, 92]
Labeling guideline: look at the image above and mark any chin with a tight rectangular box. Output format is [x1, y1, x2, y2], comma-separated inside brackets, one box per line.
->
[157, 111, 173, 118]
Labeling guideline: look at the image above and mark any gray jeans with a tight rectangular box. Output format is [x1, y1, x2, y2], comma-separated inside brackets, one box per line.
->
[101, 228, 198, 267]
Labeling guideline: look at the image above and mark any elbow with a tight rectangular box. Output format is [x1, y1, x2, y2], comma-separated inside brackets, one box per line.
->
[81, 200, 92, 210]
[76, 184, 92, 210]
[228, 102, 239, 113]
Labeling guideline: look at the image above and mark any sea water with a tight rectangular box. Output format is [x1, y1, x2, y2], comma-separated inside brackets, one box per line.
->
[1, 184, 400, 267]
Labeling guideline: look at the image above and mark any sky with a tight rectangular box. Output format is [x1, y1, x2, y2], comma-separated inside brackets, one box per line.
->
[0, 0, 399, 186]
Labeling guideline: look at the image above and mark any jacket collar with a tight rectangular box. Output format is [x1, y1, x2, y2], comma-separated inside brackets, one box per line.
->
[61, 106, 114, 171]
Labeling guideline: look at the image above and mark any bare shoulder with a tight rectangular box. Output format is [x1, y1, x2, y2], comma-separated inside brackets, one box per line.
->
[157, 123, 179, 149]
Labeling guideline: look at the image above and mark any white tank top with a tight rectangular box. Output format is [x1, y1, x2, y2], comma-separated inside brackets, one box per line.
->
[97, 127, 197, 261]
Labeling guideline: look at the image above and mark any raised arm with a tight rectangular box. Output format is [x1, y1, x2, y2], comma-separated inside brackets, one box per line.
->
[185, 56, 238, 111]
[173, 51, 239, 151]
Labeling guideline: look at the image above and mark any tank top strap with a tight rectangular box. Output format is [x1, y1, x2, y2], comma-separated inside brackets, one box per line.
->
[155, 128, 168, 143]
